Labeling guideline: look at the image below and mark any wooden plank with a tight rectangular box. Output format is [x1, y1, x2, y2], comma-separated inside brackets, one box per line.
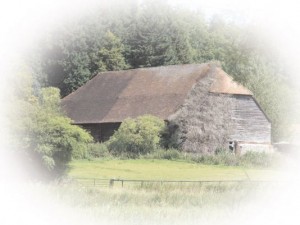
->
[229, 95, 271, 144]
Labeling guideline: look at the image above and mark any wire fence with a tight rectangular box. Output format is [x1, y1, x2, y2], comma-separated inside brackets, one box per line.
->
[72, 178, 282, 189]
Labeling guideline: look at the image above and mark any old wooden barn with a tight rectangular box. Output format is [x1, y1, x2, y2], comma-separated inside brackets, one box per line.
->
[61, 63, 272, 153]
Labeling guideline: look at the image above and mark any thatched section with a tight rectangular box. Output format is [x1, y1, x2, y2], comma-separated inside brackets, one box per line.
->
[167, 65, 234, 154]
[61, 64, 210, 124]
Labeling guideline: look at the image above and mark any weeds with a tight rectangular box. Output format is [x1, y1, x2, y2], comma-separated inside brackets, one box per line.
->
[86, 142, 280, 168]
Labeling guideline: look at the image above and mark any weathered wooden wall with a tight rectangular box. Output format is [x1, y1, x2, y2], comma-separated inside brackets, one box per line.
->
[228, 95, 271, 152]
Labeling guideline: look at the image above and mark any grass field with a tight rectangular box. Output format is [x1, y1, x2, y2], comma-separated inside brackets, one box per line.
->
[68, 159, 283, 181]
[56, 159, 293, 225]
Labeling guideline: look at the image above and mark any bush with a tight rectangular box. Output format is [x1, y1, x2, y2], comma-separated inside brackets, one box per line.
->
[87, 143, 110, 158]
[14, 86, 93, 179]
[107, 115, 165, 158]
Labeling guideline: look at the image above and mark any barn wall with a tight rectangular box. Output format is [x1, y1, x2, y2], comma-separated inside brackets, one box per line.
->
[229, 95, 271, 151]
[101, 123, 121, 141]
[79, 123, 121, 142]
[80, 124, 101, 141]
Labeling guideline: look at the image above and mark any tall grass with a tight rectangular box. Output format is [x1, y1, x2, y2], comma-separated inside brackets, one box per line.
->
[53, 181, 270, 208]
[142, 148, 280, 168]
[86, 143, 280, 168]
[11, 179, 289, 225]
[40, 180, 281, 225]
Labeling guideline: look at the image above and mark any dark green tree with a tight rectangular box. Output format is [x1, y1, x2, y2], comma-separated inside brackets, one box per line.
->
[125, 1, 194, 67]
[97, 31, 128, 71]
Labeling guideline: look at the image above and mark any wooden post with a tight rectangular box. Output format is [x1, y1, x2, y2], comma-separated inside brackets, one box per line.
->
[109, 179, 114, 188]
[234, 141, 241, 156]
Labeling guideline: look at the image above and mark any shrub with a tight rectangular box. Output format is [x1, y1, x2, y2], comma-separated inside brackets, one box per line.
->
[107, 115, 165, 158]
[87, 143, 110, 158]
[14, 86, 93, 179]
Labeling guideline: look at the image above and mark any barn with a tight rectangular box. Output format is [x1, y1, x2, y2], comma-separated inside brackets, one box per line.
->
[61, 63, 272, 153]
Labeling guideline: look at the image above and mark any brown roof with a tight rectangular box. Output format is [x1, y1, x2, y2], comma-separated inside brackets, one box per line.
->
[61, 63, 252, 124]
[210, 68, 252, 95]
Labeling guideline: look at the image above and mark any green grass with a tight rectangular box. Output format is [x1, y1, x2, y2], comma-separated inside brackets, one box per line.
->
[54, 159, 289, 225]
[68, 159, 283, 181]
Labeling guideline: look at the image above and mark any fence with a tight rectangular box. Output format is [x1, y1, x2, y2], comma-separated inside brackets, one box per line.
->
[73, 178, 280, 189]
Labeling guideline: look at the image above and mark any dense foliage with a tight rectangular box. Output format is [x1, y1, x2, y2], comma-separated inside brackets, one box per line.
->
[11, 68, 93, 179]
[28, 1, 298, 141]
[107, 115, 165, 158]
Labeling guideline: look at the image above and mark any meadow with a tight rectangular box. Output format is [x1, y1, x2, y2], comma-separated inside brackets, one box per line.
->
[50, 174, 287, 225]
[55, 156, 293, 225]
[68, 159, 283, 181]
[36, 157, 291, 225]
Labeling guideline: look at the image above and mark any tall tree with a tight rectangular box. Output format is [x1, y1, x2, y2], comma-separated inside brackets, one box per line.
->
[125, 1, 194, 67]
[10, 66, 93, 179]
[97, 31, 128, 72]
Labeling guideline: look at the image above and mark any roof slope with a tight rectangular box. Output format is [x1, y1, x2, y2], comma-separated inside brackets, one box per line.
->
[210, 68, 252, 95]
[61, 63, 252, 124]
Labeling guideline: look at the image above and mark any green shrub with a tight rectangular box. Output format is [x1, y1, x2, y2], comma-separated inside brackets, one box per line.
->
[87, 143, 110, 158]
[17, 87, 93, 178]
[107, 115, 165, 158]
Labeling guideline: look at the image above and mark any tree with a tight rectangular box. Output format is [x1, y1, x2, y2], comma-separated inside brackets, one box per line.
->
[125, 1, 194, 67]
[11, 68, 93, 179]
[97, 31, 128, 71]
[107, 115, 165, 158]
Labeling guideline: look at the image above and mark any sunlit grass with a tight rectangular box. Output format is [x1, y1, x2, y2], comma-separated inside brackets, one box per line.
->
[68, 159, 283, 181]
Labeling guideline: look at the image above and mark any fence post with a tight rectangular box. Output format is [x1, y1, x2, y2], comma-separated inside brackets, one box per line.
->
[109, 179, 115, 188]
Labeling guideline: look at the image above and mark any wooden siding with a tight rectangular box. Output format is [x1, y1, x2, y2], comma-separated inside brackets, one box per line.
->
[238, 143, 273, 153]
[229, 95, 271, 144]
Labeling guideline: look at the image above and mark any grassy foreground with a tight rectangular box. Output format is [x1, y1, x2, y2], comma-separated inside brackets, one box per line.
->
[53, 159, 290, 225]
[68, 159, 282, 181]
[30, 181, 283, 225]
